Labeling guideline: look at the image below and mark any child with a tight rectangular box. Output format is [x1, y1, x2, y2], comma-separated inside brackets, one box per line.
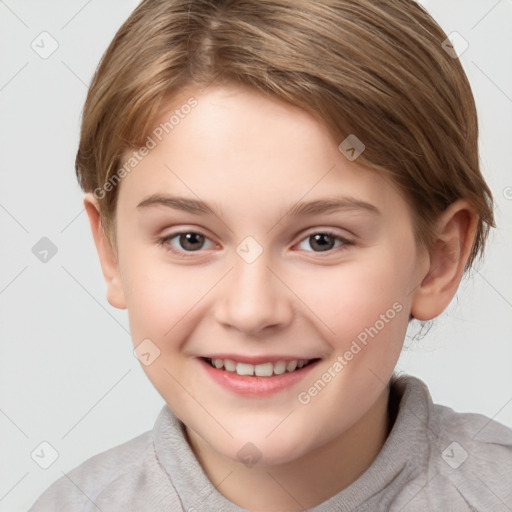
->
[30, 0, 512, 510]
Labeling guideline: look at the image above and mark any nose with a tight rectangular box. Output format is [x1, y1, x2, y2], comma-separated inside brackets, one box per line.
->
[213, 253, 294, 336]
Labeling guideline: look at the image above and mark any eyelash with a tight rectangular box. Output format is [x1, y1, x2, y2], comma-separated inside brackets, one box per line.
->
[157, 230, 353, 258]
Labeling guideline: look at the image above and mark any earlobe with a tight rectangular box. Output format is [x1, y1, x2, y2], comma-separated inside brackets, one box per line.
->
[411, 200, 478, 321]
[83, 193, 127, 310]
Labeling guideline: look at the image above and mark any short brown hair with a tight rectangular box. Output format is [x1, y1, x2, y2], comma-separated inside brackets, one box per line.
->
[76, 0, 495, 269]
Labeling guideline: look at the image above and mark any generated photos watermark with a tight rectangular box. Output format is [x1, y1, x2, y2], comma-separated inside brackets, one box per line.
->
[297, 301, 403, 405]
[93, 97, 198, 200]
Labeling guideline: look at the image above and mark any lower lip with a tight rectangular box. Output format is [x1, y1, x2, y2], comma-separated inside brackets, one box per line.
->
[198, 358, 320, 396]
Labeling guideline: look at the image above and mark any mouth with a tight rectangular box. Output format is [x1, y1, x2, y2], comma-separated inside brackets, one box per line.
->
[198, 355, 321, 396]
[201, 357, 320, 377]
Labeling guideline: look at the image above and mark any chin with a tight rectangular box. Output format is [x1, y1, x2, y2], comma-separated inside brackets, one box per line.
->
[215, 434, 314, 468]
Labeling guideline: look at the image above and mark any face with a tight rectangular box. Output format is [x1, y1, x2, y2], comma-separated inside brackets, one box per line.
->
[109, 83, 428, 466]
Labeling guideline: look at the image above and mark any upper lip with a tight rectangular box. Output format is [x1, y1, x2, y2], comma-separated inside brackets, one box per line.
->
[199, 354, 320, 365]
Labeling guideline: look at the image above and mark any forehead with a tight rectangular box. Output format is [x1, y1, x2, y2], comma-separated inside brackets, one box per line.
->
[116, 83, 407, 222]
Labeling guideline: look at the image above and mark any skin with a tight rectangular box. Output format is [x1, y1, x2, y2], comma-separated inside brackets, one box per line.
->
[85, 83, 477, 511]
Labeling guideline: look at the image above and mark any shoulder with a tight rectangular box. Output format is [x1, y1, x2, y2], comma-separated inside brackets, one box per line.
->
[398, 375, 512, 510]
[430, 395, 512, 472]
[429, 400, 512, 503]
[28, 427, 181, 512]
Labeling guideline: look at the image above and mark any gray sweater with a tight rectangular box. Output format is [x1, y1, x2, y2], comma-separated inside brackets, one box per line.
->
[29, 374, 512, 511]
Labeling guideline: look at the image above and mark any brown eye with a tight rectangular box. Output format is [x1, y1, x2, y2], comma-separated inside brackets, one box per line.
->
[308, 233, 336, 252]
[297, 231, 351, 253]
[159, 231, 214, 255]
[178, 232, 205, 251]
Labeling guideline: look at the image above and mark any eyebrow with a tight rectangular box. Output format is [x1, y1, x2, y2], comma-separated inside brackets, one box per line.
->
[136, 194, 380, 217]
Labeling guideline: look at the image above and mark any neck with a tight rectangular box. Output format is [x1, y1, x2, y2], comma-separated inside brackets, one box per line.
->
[185, 384, 392, 511]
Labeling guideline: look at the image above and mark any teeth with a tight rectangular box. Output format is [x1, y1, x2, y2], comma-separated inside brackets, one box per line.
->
[286, 360, 297, 372]
[224, 359, 236, 372]
[236, 362, 254, 376]
[255, 362, 273, 377]
[273, 361, 286, 375]
[207, 358, 313, 376]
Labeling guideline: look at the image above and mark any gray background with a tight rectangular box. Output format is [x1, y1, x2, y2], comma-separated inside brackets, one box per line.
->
[0, 1, 511, 510]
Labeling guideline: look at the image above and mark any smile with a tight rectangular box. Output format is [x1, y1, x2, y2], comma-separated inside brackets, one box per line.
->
[199, 355, 321, 396]
[203, 357, 318, 377]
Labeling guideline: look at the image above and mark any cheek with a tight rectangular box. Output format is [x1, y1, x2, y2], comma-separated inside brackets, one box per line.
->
[288, 251, 414, 424]
[123, 260, 214, 344]
[121, 257, 216, 410]
[291, 250, 415, 354]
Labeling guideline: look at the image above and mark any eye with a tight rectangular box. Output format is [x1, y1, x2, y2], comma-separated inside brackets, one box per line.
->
[297, 231, 352, 253]
[158, 231, 215, 256]
[158, 229, 352, 257]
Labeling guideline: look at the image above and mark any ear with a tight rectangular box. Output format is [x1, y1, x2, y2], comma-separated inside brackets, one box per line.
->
[411, 199, 478, 321]
[83, 193, 127, 309]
